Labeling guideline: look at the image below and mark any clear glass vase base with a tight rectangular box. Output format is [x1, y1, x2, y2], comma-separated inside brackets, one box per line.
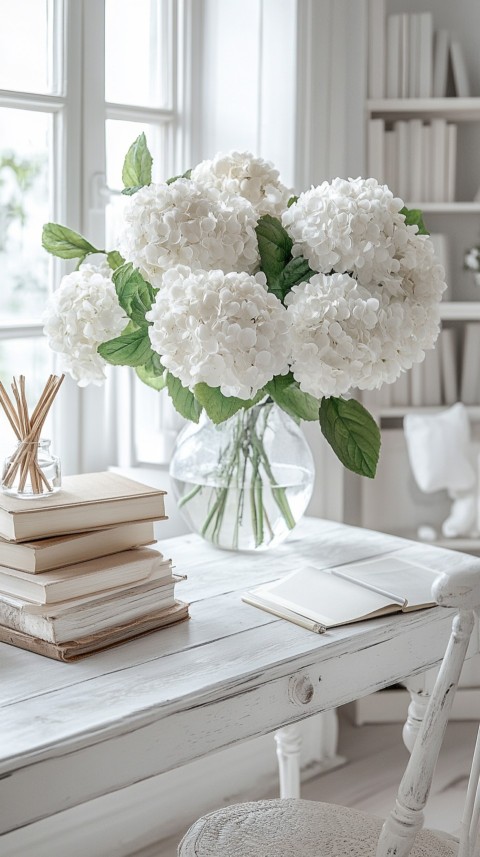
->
[169, 403, 315, 552]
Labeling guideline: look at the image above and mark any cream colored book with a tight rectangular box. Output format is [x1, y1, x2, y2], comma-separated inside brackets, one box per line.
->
[0, 547, 170, 604]
[0, 519, 156, 573]
[0, 600, 190, 661]
[0, 574, 182, 643]
[243, 558, 438, 633]
[0, 472, 167, 542]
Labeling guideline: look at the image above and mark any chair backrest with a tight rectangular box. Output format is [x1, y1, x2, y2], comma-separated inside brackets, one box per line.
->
[376, 562, 480, 857]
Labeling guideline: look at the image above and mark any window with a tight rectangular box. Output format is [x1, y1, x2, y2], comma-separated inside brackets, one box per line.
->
[0, 0, 192, 472]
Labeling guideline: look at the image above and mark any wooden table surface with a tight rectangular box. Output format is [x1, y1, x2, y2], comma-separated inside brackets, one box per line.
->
[0, 516, 473, 836]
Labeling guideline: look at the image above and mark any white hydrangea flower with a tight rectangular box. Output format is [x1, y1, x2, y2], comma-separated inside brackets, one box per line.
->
[191, 151, 292, 218]
[282, 177, 410, 287]
[286, 236, 446, 399]
[119, 178, 259, 287]
[146, 266, 290, 399]
[43, 262, 128, 386]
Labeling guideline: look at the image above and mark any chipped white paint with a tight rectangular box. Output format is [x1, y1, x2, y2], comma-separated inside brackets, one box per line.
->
[1, 517, 478, 843]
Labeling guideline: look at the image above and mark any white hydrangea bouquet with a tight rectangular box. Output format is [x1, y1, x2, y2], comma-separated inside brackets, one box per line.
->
[42, 134, 445, 549]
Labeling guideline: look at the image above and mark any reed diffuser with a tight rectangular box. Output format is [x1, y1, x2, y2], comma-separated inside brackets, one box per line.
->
[0, 374, 64, 498]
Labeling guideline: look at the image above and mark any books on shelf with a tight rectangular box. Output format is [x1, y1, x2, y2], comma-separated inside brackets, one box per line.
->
[0, 519, 156, 573]
[243, 557, 438, 633]
[367, 117, 457, 202]
[460, 323, 480, 405]
[439, 327, 458, 406]
[0, 471, 167, 542]
[0, 472, 189, 660]
[369, 10, 471, 103]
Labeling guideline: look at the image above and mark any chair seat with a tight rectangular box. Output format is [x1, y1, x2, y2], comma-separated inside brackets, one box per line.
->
[178, 799, 459, 857]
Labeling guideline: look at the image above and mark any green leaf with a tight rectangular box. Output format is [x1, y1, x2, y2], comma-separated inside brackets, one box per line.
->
[42, 223, 98, 259]
[319, 397, 381, 478]
[287, 195, 298, 207]
[400, 206, 429, 235]
[121, 133, 152, 189]
[135, 355, 167, 391]
[97, 327, 154, 367]
[121, 186, 143, 196]
[166, 373, 202, 423]
[166, 168, 192, 186]
[256, 215, 293, 287]
[112, 263, 156, 326]
[265, 374, 320, 422]
[106, 250, 125, 271]
[194, 384, 264, 425]
[270, 255, 315, 302]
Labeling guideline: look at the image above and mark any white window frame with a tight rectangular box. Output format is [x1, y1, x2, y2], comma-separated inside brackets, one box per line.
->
[0, 0, 199, 474]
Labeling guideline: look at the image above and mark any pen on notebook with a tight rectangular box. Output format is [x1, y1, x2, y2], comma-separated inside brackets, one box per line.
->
[289, 612, 327, 634]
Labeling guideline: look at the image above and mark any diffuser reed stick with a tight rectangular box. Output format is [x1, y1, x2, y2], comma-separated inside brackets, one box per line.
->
[0, 374, 64, 494]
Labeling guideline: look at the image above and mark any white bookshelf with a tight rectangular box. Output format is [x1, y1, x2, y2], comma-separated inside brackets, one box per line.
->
[357, 0, 480, 547]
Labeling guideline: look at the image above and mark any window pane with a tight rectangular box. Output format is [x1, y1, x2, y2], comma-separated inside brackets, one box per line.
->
[0, 108, 51, 321]
[0, 338, 53, 458]
[0, 0, 59, 94]
[105, 0, 170, 108]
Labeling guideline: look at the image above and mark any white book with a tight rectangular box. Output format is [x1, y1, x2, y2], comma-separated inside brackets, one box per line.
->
[368, 0, 386, 98]
[395, 120, 410, 201]
[422, 348, 442, 406]
[384, 129, 397, 193]
[430, 118, 448, 202]
[450, 41, 470, 97]
[433, 29, 449, 97]
[410, 361, 424, 406]
[391, 371, 410, 407]
[367, 118, 385, 182]
[386, 14, 401, 98]
[439, 328, 458, 405]
[421, 123, 433, 201]
[461, 323, 480, 404]
[408, 119, 424, 201]
[408, 14, 420, 98]
[399, 13, 409, 99]
[417, 13, 433, 98]
[446, 123, 457, 203]
[429, 233, 451, 300]
[0, 549, 173, 605]
[0, 577, 179, 643]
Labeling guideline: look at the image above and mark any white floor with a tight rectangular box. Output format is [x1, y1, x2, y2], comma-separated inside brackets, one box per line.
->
[149, 712, 478, 857]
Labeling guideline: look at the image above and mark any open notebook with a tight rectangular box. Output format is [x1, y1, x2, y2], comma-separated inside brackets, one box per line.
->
[242, 556, 439, 633]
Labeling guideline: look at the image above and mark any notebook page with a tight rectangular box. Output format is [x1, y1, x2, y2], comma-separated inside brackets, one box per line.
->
[332, 557, 438, 609]
[248, 566, 399, 626]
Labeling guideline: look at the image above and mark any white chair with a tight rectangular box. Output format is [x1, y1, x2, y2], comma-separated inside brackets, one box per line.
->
[179, 563, 480, 857]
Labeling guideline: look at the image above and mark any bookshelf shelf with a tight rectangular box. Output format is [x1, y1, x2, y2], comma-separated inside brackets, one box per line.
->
[408, 202, 480, 213]
[440, 302, 480, 320]
[367, 97, 480, 122]
[375, 405, 480, 419]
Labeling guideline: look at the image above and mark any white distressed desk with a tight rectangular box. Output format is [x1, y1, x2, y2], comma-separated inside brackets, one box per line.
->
[0, 517, 475, 841]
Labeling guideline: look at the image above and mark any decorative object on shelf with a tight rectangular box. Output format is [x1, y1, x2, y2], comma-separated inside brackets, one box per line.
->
[41, 135, 446, 549]
[0, 375, 63, 498]
[404, 403, 477, 539]
[464, 243, 480, 288]
[169, 401, 314, 551]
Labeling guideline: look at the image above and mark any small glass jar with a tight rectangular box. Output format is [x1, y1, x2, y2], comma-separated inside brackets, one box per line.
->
[1, 438, 61, 499]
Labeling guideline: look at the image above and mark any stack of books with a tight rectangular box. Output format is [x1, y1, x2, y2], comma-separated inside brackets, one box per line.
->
[0, 471, 189, 661]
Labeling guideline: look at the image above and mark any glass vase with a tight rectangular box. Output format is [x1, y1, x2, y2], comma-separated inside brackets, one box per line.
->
[1, 438, 61, 499]
[169, 402, 315, 551]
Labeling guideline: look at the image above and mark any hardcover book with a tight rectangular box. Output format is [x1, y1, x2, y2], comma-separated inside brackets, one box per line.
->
[0, 600, 190, 661]
[0, 547, 170, 603]
[0, 519, 156, 573]
[0, 471, 167, 542]
[243, 557, 438, 633]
